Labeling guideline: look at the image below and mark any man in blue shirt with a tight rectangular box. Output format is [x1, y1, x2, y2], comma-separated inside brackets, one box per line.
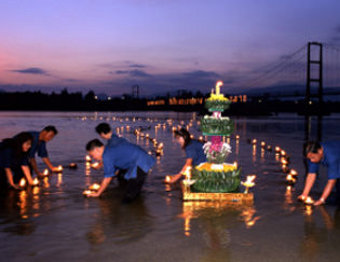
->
[95, 122, 127, 147]
[27, 126, 59, 177]
[298, 141, 340, 205]
[86, 139, 155, 202]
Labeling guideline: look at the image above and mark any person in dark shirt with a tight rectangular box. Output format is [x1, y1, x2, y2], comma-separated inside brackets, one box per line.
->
[166, 128, 206, 184]
[0, 132, 34, 189]
[26, 126, 59, 177]
[85, 139, 155, 202]
[95, 122, 127, 147]
[298, 141, 340, 205]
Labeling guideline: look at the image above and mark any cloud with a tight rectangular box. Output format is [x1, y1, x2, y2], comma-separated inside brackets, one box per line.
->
[113, 69, 152, 78]
[11, 67, 48, 75]
[128, 64, 147, 68]
[182, 70, 219, 78]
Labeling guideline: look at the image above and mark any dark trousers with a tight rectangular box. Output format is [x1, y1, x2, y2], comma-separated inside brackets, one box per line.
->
[122, 167, 147, 203]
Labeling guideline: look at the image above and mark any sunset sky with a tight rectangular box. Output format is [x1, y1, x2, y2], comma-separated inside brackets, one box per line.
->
[0, 0, 339, 96]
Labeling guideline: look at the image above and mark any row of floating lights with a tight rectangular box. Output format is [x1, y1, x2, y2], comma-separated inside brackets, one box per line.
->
[248, 138, 314, 213]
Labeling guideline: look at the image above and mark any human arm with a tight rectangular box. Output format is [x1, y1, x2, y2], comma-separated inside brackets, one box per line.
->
[21, 165, 34, 185]
[88, 177, 113, 197]
[4, 168, 19, 189]
[29, 158, 42, 177]
[298, 173, 317, 201]
[42, 157, 58, 172]
[166, 158, 193, 184]
[314, 179, 337, 206]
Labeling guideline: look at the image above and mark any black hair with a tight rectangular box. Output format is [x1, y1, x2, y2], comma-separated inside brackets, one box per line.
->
[86, 139, 104, 151]
[43, 125, 58, 135]
[303, 141, 322, 157]
[95, 123, 111, 135]
[1, 132, 33, 157]
[174, 128, 192, 149]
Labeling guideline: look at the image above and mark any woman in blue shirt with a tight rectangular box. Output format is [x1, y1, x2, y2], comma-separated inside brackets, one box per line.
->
[0, 132, 34, 189]
[166, 128, 206, 184]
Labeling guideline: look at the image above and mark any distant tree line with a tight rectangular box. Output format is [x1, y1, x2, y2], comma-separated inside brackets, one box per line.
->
[0, 89, 339, 115]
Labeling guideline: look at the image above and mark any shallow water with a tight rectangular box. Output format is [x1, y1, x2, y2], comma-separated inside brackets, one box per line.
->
[0, 111, 340, 262]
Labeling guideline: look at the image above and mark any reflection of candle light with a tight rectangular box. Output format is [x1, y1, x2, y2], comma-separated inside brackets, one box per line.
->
[19, 178, 26, 188]
[89, 183, 100, 191]
[305, 205, 313, 215]
[184, 217, 191, 237]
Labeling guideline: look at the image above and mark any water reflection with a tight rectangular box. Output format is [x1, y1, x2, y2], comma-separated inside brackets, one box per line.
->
[86, 196, 152, 246]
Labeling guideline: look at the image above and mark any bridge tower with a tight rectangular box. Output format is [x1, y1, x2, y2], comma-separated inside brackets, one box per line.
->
[305, 42, 323, 111]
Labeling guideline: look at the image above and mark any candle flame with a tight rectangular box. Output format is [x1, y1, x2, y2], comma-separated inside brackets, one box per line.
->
[305, 196, 314, 205]
[43, 169, 49, 176]
[89, 183, 100, 191]
[57, 165, 63, 171]
[165, 176, 171, 183]
[85, 155, 91, 162]
[182, 167, 192, 180]
[33, 178, 39, 186]
[83, 190, 92, 196]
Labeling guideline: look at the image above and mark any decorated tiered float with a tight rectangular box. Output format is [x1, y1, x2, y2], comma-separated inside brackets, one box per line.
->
[182, 81, 255, 203]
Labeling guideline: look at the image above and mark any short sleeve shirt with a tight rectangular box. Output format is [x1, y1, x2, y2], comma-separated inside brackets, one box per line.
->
[27, 131, 48, 158]
[185, 140, 207, 166]
[307, 141, 340, 179]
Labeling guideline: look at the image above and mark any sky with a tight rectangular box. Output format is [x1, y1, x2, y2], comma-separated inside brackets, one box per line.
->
[0, 0, 340, 96]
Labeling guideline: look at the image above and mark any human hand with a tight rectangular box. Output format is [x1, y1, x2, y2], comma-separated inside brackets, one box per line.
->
[87, 191, 101, 198]
[9, 184, 20, 190]
[314, 198, 325, 206]
[298, 194, 307, 202]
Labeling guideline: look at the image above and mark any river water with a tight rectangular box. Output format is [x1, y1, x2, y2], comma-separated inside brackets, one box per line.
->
[0, 111, 339, 262]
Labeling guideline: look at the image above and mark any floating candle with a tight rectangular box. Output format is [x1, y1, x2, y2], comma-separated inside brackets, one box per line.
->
[83, 190, 93, 196]
[57, 165, 63, 172]
[241, 175, 256, 193]
[32, 177, 39, 186]
[19, 178, 26, 188]
[305, 196, 314, 205]
[85, 155, 91, 162]
[43, 169, 49, 176]
[89, 183, 100, 191]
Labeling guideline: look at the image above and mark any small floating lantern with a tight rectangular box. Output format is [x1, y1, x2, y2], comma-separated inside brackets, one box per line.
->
[261, 141, 266, 147]
[241, 175, 256, 194]
[289, 169, 298, 177]
[57, 165, 63, 172]
[83, 190, 93, 197]
[89, 183, 100, 191]
[69, 163, 77, 169]
[165, 176, 171, 183]
[91, 162, 100, 169]
[305, 197, 314, 205]
[43, 169, 49, 176]
[19, 178, 26, 188]
[286, 174, 296, 184]
[32, 177, 39, 186]
[252, 139, 257, 145]
[275, 146, 281, 153]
